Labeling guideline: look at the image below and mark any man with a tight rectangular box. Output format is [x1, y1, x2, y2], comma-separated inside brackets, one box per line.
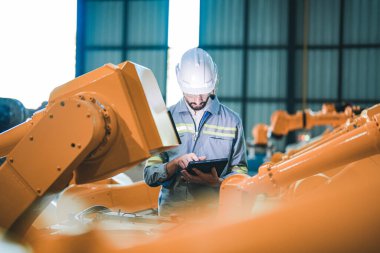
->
[144, 48, 247, 216]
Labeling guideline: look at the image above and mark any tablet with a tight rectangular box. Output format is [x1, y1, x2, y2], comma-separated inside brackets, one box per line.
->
[186, 158, 228, 177]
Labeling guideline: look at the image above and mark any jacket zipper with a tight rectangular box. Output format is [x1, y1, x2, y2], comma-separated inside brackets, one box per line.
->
[191, 111, 210, 152]
[186, 111, 210, 201]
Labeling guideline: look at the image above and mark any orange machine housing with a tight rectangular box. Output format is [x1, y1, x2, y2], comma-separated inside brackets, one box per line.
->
[29, 104, 380, 253]
[1, 63, 379, 252]
[269, 103, 353, 138]
[221, 104, 380, 216]
[0, 61, 179, 235]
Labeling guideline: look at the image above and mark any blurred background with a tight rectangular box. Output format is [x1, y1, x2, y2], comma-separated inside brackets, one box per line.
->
[1, 0, 379, 153]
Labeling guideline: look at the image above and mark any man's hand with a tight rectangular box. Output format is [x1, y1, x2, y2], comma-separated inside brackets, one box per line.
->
[165, 153, 206, 178]
[176, 153, 206, 169]
[181, 167, 222, 187]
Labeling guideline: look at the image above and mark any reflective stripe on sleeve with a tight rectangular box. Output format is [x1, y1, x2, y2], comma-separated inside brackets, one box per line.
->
[145, 155, 164, 167]
[232, 165, 248, 174]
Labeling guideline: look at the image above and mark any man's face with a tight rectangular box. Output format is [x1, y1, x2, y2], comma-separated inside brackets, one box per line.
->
[184, 93, 211, 111]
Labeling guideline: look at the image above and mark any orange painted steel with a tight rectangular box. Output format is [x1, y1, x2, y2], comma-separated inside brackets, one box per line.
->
[55, 181, 160, 221]
[31, 105, 380, 253]
[269, 103, 353, 137]
[29, 155, 380, 253]
[250, 103, 355, 150]
[4, 104, 379, 253]
[0, 62, 179, 236]
[220, 104, 380, 217]
[1, 62, 379, 252]
[281, 104, 378, 159]
[0, 109, 45, 157]
[252, 124, 268, 146]
[21, 104, 380, 253]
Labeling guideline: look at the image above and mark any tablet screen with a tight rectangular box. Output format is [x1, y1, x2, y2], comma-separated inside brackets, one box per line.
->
[186, 158, 228, 177]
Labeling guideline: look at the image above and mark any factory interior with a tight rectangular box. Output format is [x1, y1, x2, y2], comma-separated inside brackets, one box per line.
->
[1, 0, 380, 252]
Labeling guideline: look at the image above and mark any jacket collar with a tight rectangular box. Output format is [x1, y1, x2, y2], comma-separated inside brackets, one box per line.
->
[178, 96, 221, 115]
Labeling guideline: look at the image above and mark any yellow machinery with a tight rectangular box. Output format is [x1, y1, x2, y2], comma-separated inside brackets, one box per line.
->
[27, 103, 380, 253]
[1, 61, 380, 252]
[248, 103, 356, 174]
[222, 104, 380, 215]
[0, 61, 179, 236]
[269, 103, 355, 138]
[252, 103, 355, 147]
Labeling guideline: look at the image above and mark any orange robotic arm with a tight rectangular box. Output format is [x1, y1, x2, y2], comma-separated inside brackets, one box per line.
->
[252, 124, 268, 147]
[221, 104, 380, 217]
[0, 62, 179, 235]
[269, 103, 354, 138]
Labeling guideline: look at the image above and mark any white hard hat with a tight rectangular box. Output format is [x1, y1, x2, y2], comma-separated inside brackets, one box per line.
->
[176, 48, 218, 95]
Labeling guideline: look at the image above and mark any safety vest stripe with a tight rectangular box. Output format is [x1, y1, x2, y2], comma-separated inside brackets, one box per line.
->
[204, 124, 236, 132]
[145, 156, 164, 167]
[232, 165, 248, 174]
[177, 129, 195, 134]
[176, 123, 194, 127]
[176, 124, 195, 134]
[203, 130, 235, 138]
[147, 156, 163, 162]
[176, 125, 193, 131]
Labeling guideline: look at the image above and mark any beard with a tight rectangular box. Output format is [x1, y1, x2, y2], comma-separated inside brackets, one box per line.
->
[186, 97, 210, 111]
[189, 102, 207, 110]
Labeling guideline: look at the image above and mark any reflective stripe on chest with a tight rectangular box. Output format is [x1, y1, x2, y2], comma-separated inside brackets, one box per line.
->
[202, 124, 237, 138]
[175, 123, 195, 134]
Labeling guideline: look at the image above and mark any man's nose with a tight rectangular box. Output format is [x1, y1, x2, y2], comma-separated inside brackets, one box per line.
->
[194, 96, 203, 103]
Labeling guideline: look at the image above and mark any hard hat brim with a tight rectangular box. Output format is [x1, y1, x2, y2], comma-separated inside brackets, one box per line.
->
[180, 85, 215, 95]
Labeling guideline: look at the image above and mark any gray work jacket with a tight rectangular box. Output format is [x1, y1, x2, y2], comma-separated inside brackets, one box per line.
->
[144, 96, 247, 216]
